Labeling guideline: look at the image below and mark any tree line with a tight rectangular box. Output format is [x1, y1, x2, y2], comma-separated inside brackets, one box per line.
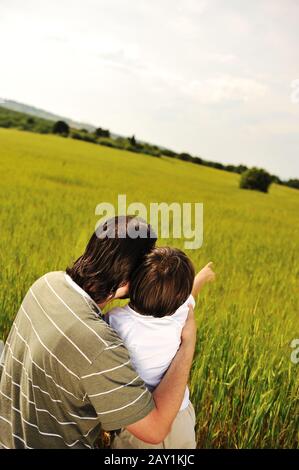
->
[0, 105, 298, 192]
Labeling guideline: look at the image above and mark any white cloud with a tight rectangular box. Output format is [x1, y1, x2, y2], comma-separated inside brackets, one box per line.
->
[176, 0, 207, 15]
[204, 53, 237, 64]
[181, 76, 268, 103]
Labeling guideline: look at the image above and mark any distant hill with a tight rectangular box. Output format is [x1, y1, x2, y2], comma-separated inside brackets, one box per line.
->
[0, 98, 298, 186]
[0, 105, 162, 157]
[0, 99, 96, 133]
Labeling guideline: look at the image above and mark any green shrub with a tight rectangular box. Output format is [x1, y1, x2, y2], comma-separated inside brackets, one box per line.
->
[240, 167, 272, 193]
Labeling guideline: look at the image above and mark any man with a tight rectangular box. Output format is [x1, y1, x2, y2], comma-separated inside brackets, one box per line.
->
[0, 216, 196, 449]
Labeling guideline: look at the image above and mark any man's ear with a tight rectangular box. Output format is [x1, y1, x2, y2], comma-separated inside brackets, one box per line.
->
[114, 282, 130, 299]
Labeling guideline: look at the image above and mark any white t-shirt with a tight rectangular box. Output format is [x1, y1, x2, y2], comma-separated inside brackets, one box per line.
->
[106, 294, 195, 411]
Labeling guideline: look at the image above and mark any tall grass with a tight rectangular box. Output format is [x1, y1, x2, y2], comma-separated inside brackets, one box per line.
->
[0, 128, 298, 448]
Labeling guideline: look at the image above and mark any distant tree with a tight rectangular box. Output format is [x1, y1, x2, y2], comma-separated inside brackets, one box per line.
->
[240, 167, 272, 193]
[285, 179, 299, 190]
[211, 162, 224, 170]
[95, 127, 110, 138]
[71, 131, 96, 143]
[270, 174, 282, 185]
[22, 116, 36, 131]
[225, 164, 236, 173]
[71, 132, 83, 141]
[236, 164, 248, 174]
[162, 149, 177, 158]
[179, 152, 193, 162]
[129, 135, 137, 147]
[53, 120, 69, 136]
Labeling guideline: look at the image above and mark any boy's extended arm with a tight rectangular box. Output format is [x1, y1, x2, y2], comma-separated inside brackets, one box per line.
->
[126, 305, 197, 444]
[192, 261, 215, 298]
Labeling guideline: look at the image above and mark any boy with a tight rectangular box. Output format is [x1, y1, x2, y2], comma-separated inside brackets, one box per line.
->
[106, 247, 215, 449]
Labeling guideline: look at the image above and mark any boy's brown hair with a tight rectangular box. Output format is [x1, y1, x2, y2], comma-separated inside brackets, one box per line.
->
[129, 247, 195, 318]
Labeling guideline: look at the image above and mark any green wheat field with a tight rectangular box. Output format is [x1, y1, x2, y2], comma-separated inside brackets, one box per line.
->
[0, 128, 298, 448]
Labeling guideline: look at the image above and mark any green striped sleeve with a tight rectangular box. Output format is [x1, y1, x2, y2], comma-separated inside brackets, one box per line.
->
[80, 344, 154, 431]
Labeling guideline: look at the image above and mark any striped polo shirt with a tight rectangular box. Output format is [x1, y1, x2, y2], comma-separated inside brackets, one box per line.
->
[0, 271, 154, 449]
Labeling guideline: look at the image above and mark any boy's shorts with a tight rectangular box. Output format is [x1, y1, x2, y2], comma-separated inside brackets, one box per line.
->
[111, 401, 196, 449]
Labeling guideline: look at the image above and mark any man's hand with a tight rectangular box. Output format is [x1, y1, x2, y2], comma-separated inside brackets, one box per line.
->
[192, 261, 215, 298]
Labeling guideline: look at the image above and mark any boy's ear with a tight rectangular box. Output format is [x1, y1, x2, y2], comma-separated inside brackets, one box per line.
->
[114, 282, 130, 299]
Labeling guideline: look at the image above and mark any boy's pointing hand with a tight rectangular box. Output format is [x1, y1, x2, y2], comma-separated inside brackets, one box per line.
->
[192, 261, 216, 298]
[200, 261, 216, 284]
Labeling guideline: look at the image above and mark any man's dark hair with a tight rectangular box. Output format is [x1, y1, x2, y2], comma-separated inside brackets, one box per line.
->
[66, 216, 157, 304]
[129, 246, 195, 318]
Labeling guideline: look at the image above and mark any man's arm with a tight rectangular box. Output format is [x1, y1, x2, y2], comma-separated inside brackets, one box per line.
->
[126, 305, 197, 444]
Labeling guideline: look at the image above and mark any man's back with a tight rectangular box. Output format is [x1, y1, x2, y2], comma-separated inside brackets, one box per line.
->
[0, 272, 153, 449]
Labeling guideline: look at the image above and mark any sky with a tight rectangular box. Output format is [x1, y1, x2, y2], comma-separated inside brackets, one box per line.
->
[0, 0, 299, 179]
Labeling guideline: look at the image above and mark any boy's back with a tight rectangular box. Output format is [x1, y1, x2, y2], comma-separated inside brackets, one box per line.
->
[106, 246, 198, 449]
[107, 294, 195, 410]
